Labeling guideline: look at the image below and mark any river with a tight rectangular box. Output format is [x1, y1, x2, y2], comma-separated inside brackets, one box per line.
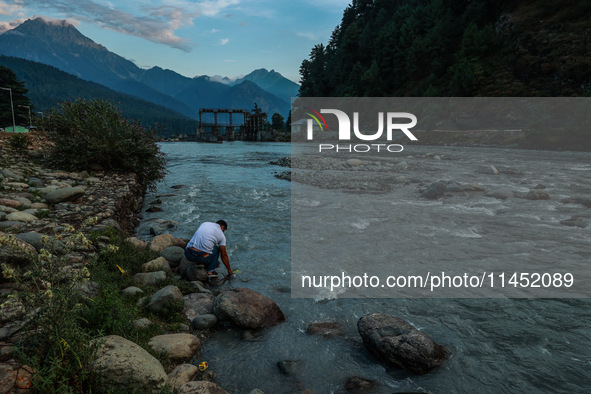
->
[135, 141, 591, 393]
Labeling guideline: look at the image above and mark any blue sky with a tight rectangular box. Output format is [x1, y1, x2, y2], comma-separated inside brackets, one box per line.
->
[0, 0, 351, 83]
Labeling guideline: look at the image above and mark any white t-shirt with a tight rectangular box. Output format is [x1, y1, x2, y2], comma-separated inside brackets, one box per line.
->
[187, 222, 226, 253]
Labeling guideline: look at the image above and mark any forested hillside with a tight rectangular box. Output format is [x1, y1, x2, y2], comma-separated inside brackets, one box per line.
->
[299, 0, 591, 97]
[0, 56, 198, 136]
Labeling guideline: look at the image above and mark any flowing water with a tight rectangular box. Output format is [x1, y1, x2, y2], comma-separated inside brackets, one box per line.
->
[135, 142, 591, 394]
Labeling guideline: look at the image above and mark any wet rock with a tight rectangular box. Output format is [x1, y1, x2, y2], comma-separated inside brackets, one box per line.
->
[307, 322, 344, 337]
[184, 293, 215, 321]
[277, 360, 302, 376]
[560, 216, 590, 228]
[357, 313, 447, 374]
[346, 159, 364, 167]
[524, 189, 550, 200]
[171, 184, 185, 189]
[192, 314, 218, 330]
[168, 364, 200, 392]
[146, 206, 163, 213]
[214, 287, 285, 330]
[179, 257, 209, 282]
[147, 285, 184, 313]
[561, 197, 591, 208]
[148, 333, 200, 361]
[177, 381, 229, 394]
[149, 220, 179, 236]
[485, 189, 515, 200]
[420, 182, 446, 200]
[44, 186, 85, 204]
[345, 376, 376, 393]
[160, 246, 185, 266]
[91, 335, 168, 392]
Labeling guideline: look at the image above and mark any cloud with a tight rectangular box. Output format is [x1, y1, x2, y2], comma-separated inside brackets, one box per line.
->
[296, 31, 318, 41]
[219, 37, 229, 45]
[0, 0, 23, 16]
[0, 18, 25, 33]
[6, 0, 242, 50]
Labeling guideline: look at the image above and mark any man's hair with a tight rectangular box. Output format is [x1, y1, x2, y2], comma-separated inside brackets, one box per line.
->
[216, 220, 228, 229]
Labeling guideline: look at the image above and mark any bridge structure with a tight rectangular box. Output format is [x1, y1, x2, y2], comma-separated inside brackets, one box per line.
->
[198, 108, 268, 141]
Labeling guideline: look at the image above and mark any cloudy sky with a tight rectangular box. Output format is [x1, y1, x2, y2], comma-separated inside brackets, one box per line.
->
[0, 0, 351, 82]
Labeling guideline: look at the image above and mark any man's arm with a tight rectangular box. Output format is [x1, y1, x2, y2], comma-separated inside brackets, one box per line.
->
[219, 245, 232, 275]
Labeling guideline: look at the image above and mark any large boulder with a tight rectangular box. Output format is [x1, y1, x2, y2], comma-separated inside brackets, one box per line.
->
[167, 364, 200, 392]
[420, 182, 446, 200]
[179, 256, 209, 282]
[143, 257, 172, 273]
[14, 232, 66, 255]
[0, 232, 37, 266]
[148, 333, 200, 361]
[357, 313, 446, 374]
[90, 335, 167, 392]
[134, 271, 167, 287]
[160, 246, 185, 266]
[213, 287, 285, 330]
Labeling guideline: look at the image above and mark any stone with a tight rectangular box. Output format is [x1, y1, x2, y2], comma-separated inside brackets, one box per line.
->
[0, 222, 26, 231]
[561, 197, 591, 208]
[91, 335, 168, 392]
[167, 364, 200, 392]
[277, 360, 302, 376]
[420, 181, 446, 200]
[134, 271, 167, 287]
[177, 381, 229, 394]
[13, 232, 66, 255]
[1, 168, 24, 179]
[148, 233, 186, 252]
[143, 256, 172, 273]
[76, 281, 100, 299]
[160, 246, 185, 266]
[192, 314, 218, 330]
[148, 333, 200, 361]
[344, 376, 376, 393]
[0, 232, 37, 265]
[0, 361, 35, 392]
[357, 313, 447, 374]
[179, 257, 209, 282]
[0, 205, 17, 214]
[0, 199, 22, 209]
[184, 293, 215, 322]
[146, 206, 163, 213]
[125, 237, 147, 250]
[44, 186, 85, 204]
[147, 285, 184, 313]
[346, 159, 363, 167]
[560, 216, 590, 228]
[307, 322, 344, 337]
[122, 286, 144, 296]
[213, 287, 285, 330]
[525, 189, 550, 200]
[149, 221, 179, 236]
[5, 212, 37, 223]
[485, 189, 515, 200]
[134, 318, 153, 329]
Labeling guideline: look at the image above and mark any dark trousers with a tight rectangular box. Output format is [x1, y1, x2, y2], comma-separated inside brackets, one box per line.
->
[184, 246, 220, 272]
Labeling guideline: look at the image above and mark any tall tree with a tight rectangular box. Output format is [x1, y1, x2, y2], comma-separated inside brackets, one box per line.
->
[0, 66, 32, 127]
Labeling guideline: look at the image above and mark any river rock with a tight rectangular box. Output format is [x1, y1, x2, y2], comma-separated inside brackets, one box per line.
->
[168, 364, 200, 392]
[192, 314, 218, 330]
[148, 333, 200, 361]
[277, 360, 302, 376]
[184, 292, 215, 321]
[357, 313, 447, 374]
[214, 287, 285, 330]
[0, 199, 22, 209]
[134, 271, 167, 287]
[148, 233, 186, 252]
[179, 257, 209, 282]
[143, 256, 172, 273]
[134, 318, 153, 329]
[0, 205, 17, 214]
[525, 189, 550, 200]
[561, 197, 591, 208]
[5, 211, 37, 223]
[0, 233, 37, 266]
[0, 361, 35, 393]
[13, 232, 66, 255]
[44, 186, 85, 204]
[420, 181, 446, 200]
[560, 216, 590, 228]
[307, 322, 344, 337]
[485, 189, 515, 200]
[125, 237, 147, 250]
[160, 246, 185, 266]
[91, 335, 168, 392]
[147, 285, 184, 313]
[344, 376, 376, 393]
[346, 159, 363, 167]
[177, 381, 229, 394]
[122, 286, 144, 296]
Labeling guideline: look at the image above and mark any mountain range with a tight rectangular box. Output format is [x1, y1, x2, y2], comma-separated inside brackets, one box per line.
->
[0, 18, 297, 120]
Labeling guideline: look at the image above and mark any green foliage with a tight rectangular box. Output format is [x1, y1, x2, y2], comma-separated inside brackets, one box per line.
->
[0, 65, 32, 126]
[271, 112, 285, 130]
[41, 98, 166, 191]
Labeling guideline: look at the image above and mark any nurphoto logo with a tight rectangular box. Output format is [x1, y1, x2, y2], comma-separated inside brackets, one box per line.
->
[305, 108, 418, 153]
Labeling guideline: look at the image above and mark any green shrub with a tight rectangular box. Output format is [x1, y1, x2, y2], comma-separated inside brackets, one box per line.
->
[7, 133, 29, 154]
[40, 99, 166, 191]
